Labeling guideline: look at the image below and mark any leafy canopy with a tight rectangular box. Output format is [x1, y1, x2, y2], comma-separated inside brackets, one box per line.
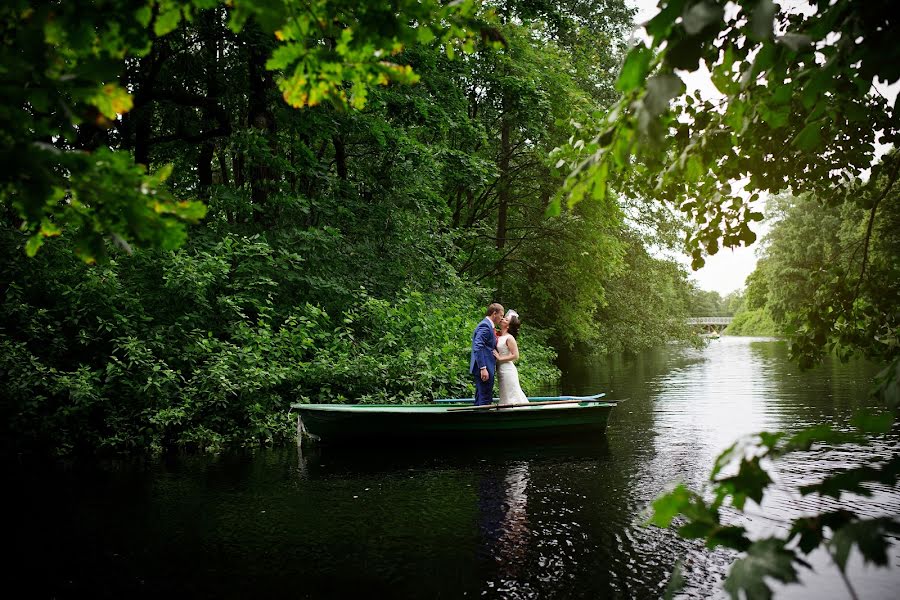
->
[556, 0, 899, 270]
[1, 0, 487, 261]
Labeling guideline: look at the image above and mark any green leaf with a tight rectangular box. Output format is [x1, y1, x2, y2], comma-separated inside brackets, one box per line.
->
[793, 121, 823, 151]
[645, 0, 687, 41]
[135, 6, 153, 28]
[683, 2, 724, 35]
[874, 357, 900, 410]
[617, 45, 653, 93]
[739, 225, 757, 246]
[789, 511, 855, 554]
[711, 440, 741, 479]
[664, 561, 685, 600]
[685, 155, 704, 182]
[724, 538, 798, 600]
[545, 196, 561, 217]
[716, 457, 772, 510]
[587, 160, 609, 205]
[648, 483, 693, 527]
[783, 423, 855, 452]
[749, 0, 777, 42]
[830, 518, 900, 571]
[644, 73, 685, 116]
[89, 84, 134, 119]
[416, 26, 436, 44]
[151, 163, 174, 184]
[778, 33, 812, 52]
[666, 35, 704, 71]
[25, 234, 44, 257]
[707, 525, 752, 551]
[678, 520, 716, 539]
[801, 455, 900, 499]
[759, 104, 789, 128]
[711, 44, 737, 94]
[691, 253, 705, 270]
[154, 8, 183, 37]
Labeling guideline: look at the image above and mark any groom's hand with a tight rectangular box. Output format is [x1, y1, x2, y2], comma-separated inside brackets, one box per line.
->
[480, 367, 489, 382]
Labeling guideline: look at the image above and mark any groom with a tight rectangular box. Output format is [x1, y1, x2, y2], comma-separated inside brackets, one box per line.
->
[470, 303, 504, 406]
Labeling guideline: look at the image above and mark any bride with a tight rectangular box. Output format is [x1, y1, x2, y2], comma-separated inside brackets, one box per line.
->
[493, 310, 528, 405]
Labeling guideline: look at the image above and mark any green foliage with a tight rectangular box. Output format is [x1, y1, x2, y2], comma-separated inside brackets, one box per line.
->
[544, 1, 900, 595]
[724, 186, 899, 366]
[558, 0, 899, 273]
[723, 538, 798, 600]
[687, 287, 732, 316]
[0, 0, 483, 261]
[590, 232, 697, 354]
[0, 0, 701, 458]
[0, 224, 559, 454]
[264, 0, 490, 109]
[648, 412, 899, 598]
[723, 308, 778, 337]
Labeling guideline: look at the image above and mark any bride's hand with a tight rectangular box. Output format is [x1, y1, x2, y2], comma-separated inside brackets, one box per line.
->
[492, 349, 501, 360]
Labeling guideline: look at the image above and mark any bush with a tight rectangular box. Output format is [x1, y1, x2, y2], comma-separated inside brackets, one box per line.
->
[0, 232, 559, 456]
[724, 308, 779, 336]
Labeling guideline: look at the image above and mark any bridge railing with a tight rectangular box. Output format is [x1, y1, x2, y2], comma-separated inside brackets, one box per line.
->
[685, 317, 734, 325]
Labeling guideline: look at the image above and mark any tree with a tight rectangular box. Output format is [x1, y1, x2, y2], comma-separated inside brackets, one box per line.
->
[557, 1, 900, 596]
[0, 0, 485, 262]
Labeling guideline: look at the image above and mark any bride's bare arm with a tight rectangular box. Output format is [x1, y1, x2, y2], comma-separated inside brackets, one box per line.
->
[505, 337, 520, 362]
[492, 337, 520, 363]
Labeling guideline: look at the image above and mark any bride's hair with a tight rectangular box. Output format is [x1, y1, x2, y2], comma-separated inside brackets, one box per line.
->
[507, 314, 521, 338]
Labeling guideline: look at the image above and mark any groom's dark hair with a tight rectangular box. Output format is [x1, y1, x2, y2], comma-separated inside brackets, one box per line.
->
[486, 303, 503, 317]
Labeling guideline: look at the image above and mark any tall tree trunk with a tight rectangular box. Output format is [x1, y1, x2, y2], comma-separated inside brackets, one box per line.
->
[495, 94, 513, 297]
[217, 149, 230, 186]
[289, 126, 297, 193]
[333, 134, 348, 180]
[133, 105, 153, 167]
[234, 152, 244, 188]
[496, 101, 511, 252]
[126, 43, 167, 168]
[198, 143, 214, 195]
[197, 10, 220, 197]
[247, 26, 277, 220]
[452, 189, 462, 228]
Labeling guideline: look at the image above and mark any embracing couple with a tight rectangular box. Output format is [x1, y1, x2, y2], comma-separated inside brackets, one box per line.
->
[469, 303, 528, 406]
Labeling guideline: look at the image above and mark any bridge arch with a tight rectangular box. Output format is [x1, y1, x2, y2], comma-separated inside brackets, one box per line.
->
[686, 316, 733, 333]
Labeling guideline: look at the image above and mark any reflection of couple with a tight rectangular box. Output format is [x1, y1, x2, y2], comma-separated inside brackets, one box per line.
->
[469, 303, 528, 406]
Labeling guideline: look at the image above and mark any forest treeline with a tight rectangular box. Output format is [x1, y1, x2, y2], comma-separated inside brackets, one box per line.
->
[0, 1, 714, 455]
[725, 189, 899, 362]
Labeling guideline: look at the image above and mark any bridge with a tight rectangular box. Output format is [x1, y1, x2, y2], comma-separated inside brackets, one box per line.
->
[686, 316, 733, 333]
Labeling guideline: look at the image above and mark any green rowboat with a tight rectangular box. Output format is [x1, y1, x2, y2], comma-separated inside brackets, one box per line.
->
[291, 394, 616, 443]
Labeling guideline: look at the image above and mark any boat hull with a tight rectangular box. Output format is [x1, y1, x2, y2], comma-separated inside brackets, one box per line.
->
[293, 402, 614, 443]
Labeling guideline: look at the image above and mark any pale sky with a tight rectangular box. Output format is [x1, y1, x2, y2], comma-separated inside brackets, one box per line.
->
[626, 0, 762, 295]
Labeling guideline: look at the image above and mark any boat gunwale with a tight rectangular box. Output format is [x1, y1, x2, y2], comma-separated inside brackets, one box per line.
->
[290, 401, 616, 413]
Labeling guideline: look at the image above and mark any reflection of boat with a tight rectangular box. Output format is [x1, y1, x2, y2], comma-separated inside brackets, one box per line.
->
[295, 435, 610, 479]
[291, 395, 616, 444]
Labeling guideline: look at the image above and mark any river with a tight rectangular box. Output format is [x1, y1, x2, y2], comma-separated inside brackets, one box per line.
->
[9, 337, 899, 598]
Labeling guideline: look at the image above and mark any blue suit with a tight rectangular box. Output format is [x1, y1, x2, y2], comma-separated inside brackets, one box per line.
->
[470, 317, 497, 406]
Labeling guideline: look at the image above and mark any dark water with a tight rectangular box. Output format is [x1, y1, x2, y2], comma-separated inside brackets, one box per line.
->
[10, 338, 900, 598]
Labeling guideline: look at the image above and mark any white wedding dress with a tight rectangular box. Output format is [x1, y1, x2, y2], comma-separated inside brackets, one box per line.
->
[497, 334, 528, 405]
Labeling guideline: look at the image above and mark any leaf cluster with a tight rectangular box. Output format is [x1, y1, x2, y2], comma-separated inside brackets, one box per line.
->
[649, 411, 900, 598]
